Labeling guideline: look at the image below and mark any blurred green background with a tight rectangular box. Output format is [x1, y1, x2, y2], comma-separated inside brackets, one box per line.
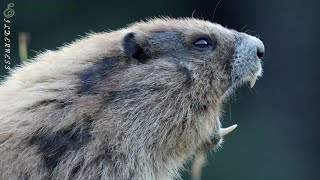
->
[1, 0, 319, 179]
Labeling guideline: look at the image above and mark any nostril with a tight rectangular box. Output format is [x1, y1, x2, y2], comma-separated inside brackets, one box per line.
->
[257, 48, 264, 58]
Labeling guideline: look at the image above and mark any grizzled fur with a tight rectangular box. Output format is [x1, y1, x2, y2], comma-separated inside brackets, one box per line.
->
[0, 18, 263, 180]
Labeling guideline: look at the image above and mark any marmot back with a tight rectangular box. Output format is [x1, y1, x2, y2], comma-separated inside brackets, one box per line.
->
[0, 18, 264, 180]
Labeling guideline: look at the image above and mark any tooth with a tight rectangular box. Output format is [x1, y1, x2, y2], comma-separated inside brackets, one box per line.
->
[220, 124, 237, 136]
[249, 75, 257, 88]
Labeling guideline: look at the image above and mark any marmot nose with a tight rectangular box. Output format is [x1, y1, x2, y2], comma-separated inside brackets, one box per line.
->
[257, 48, 264, 58]
[251, 36, 265, 59]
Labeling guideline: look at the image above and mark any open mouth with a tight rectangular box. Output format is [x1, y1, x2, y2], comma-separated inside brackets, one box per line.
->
[218, 65, 263, 138]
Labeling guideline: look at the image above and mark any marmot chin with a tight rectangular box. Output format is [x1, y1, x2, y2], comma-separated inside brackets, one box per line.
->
[0, 17, 264, 180]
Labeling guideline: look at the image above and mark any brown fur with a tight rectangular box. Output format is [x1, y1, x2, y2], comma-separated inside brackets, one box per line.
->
[0, 17, 262, 180]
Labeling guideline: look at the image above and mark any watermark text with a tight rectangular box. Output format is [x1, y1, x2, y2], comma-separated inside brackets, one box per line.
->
[3, 3, 15, 70]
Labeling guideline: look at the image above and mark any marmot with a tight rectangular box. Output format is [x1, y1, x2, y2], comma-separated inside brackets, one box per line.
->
[0, 18, 264, 180]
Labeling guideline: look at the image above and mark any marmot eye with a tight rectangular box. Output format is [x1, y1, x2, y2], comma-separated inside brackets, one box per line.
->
[193, 38, 214, 50]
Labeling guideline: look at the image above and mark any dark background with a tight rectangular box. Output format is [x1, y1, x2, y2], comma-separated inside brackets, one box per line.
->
[1, 0, 319, 179]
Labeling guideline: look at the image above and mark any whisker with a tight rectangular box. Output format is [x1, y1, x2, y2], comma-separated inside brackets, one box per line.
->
[246, 83, 254, 92]
[229, 103, 232, 122]
[241, 25, 248, 32]
[212, 0, 223, 22]
[192, 9, 197, 18]
[255, 34, 261, 39]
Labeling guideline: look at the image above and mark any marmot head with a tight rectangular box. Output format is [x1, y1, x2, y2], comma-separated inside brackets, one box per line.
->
[78, 18, 264, 155]
[119, 18, 264, 98]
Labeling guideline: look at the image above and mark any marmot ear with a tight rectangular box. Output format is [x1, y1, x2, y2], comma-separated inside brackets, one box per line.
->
[122, 32, 150, 63]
